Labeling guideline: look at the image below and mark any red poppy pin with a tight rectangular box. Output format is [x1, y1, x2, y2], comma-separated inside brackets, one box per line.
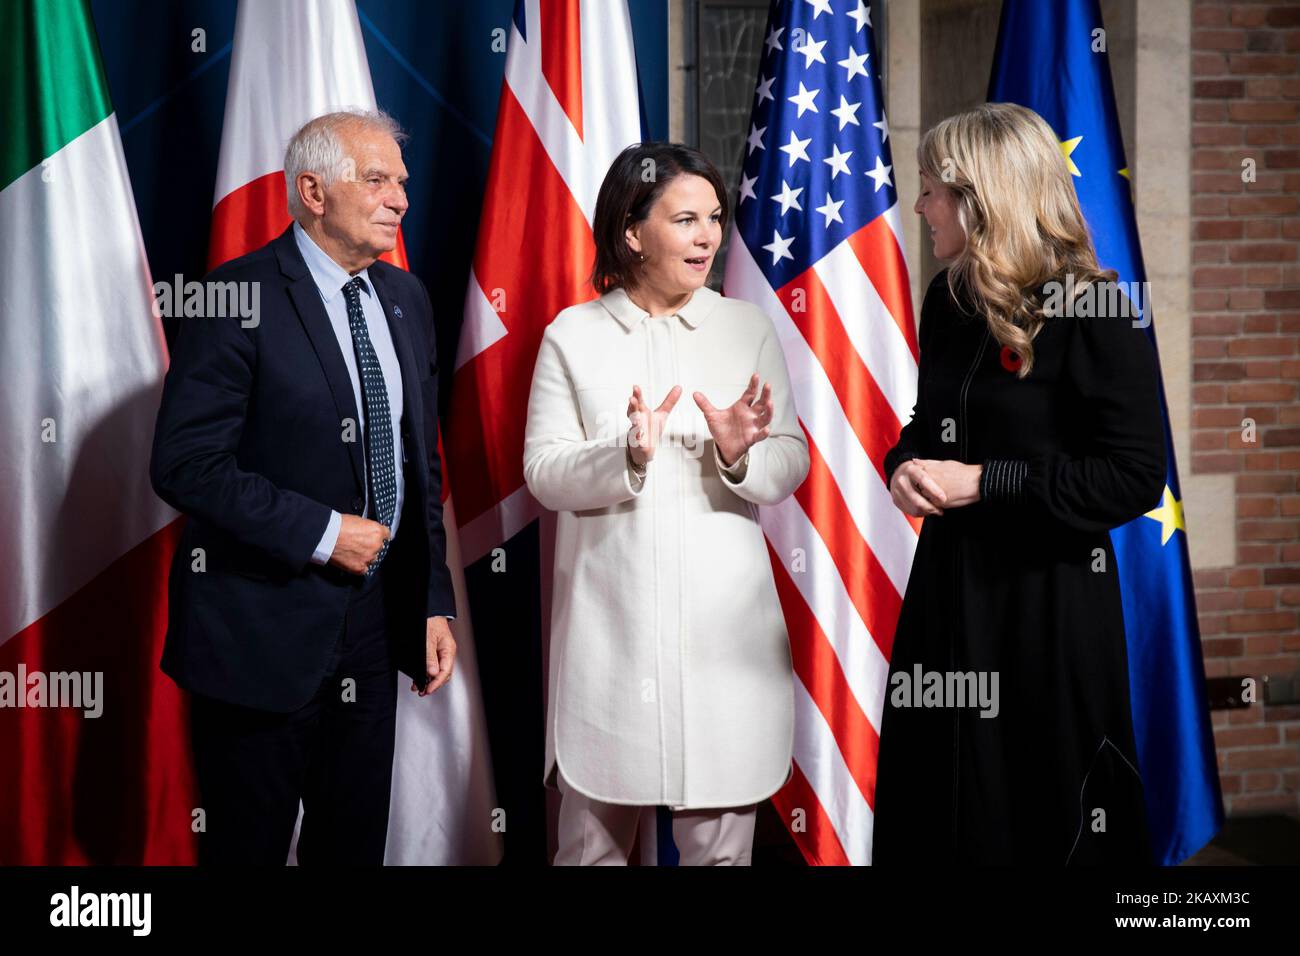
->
[1000, 346, 1023, 373]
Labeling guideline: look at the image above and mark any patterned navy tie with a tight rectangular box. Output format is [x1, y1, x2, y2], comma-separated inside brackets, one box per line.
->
[342, 276, 396, 574]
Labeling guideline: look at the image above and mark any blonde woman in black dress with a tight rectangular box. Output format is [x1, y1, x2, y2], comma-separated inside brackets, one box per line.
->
[872, 103, 1165, 865]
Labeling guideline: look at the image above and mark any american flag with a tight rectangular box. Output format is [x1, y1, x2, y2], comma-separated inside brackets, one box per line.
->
[722, 0, 919, 865]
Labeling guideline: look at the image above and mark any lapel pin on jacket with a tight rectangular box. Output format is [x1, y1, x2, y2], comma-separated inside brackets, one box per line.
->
[1000, 346, 1023, 373]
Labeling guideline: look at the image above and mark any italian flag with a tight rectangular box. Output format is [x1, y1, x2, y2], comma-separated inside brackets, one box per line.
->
[211, 0, 501, 865]
[0, 0, 196, 862]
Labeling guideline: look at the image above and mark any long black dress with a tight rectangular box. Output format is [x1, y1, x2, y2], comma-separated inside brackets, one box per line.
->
[872, 270, 1166, 865]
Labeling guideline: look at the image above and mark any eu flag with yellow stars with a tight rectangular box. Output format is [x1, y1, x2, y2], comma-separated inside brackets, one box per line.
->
[990, 0, 1223, 865]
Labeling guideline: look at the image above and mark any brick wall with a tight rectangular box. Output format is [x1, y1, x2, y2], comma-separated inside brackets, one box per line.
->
[1191, 0, 1300, 816]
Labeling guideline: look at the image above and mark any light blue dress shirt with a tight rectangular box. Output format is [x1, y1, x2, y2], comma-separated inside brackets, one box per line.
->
[294, 222, 406, 565]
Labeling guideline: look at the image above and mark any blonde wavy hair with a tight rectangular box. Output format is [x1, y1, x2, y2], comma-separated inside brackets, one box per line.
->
[917, 102, 1114, 377]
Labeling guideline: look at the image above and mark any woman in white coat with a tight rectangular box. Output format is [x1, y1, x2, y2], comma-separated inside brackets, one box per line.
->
[524, 143, 810, 865]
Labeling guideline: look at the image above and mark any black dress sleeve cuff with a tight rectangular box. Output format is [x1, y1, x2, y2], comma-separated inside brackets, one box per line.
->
[980, 458, 1028, 504]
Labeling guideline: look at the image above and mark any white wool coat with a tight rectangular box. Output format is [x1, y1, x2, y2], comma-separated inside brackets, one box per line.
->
[523, 285, 810, 808]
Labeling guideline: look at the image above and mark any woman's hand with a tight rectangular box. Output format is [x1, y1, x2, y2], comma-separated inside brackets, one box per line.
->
[890, 459, 947, 517]
[627, 384, 682, 466]
[693, 373, 774, 467]
[915, 459, 983, 509]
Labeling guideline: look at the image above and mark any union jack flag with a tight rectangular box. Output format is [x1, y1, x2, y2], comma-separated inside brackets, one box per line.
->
[447, 0, 643, 559]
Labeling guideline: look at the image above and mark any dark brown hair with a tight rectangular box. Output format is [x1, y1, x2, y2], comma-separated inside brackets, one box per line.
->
[589, 142, 729, 294]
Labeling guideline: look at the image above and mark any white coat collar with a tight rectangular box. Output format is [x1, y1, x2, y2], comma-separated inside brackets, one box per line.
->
[599, 285, 721, 331]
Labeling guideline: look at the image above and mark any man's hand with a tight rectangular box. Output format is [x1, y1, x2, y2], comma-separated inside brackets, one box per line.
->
[412, 616, 456, 696]
[328, 514, 390, 575]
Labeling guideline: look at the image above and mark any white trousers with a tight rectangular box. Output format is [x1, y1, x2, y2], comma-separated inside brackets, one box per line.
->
[554, 771, 757, 866]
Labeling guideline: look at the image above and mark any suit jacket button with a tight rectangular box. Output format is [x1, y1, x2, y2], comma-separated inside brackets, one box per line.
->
[351, 497, 364, 513]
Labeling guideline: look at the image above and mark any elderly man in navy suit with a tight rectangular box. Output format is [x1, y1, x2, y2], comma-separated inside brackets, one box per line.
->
[151, 110, 457, 865]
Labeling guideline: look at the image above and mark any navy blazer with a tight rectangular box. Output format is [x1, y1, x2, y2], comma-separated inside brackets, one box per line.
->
[151, 225, 456, 712]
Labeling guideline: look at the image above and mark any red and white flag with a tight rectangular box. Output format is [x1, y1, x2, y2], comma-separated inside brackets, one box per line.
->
[723, 0, 918, 865]
[209, 0, 500, 865]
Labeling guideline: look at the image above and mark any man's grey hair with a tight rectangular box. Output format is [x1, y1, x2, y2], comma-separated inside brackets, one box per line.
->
[284, 109, 408, 220]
